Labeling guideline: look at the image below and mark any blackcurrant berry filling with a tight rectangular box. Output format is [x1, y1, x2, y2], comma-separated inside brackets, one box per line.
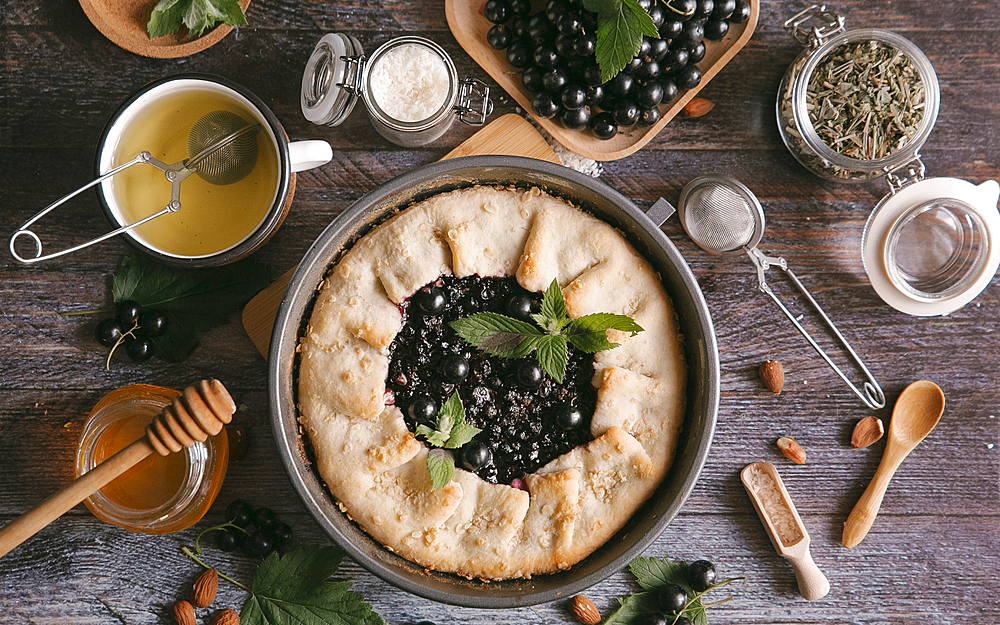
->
[388, 275, 597, 485]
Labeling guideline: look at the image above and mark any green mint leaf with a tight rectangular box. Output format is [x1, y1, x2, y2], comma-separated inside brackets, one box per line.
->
[564, 312, 644, 352]
[148, 0, 185, 39]
[450, 313, 541, 358]
[446, 420, 481, 449]
[183, 0, 212, 37]
[111, 254, 278, 362]
[539, 278, 568, 322]
[240, 546, 386, 625]
[535, 334, 569, 383]
[426, 449, 455, 490]
[205, 0, 247, 26]
[416, 424, 450, 448]
[440, 392, 481, 449]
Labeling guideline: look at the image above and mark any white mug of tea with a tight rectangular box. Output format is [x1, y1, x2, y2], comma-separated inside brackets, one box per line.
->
[10, 74, 332, 267]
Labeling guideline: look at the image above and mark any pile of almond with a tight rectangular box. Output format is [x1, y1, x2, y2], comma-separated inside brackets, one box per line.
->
[173, 569, 238, 625]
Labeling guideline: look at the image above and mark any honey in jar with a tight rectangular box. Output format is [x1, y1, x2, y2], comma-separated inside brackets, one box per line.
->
[75, 385, 229, 535]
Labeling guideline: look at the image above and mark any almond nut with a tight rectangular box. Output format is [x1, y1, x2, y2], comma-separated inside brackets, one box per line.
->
[569, 594, 601, 625]
[851, 416, 885, 449]
[190, 568, 218, 608]
[759, 360, 785, 394]
[680, 97, 715, 118]
[172, 601, 196, 625]
[777, 436, 806, 464]
[211, 609, 241, 625]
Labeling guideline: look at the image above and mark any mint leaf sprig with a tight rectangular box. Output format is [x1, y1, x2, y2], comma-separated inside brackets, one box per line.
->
[415, 392, 482, 489]
[584, 0, 661, 83]
[602, 557, 745, 625]
[148, 0, 248, 40]
[450, 279, 643, 384]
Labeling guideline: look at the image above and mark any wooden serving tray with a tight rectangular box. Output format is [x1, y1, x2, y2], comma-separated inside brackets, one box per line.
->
[445, 0, 759, 161]
[241, 114, 559, 358]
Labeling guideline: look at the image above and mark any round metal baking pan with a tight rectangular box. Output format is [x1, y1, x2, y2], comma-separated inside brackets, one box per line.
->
[269, 156, 720, 608]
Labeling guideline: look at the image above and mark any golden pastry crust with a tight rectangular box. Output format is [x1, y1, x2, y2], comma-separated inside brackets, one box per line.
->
[297, 186, 686, 580]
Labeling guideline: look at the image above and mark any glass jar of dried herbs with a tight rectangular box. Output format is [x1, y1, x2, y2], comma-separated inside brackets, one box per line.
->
[777, 6, 940, 183]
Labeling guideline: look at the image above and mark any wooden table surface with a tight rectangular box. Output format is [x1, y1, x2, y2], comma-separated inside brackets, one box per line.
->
[2, 1, 998, 623]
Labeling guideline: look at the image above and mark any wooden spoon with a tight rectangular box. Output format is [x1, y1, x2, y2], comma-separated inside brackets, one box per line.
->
[0, 380, 235, 559]
[842, 380, 945, 549]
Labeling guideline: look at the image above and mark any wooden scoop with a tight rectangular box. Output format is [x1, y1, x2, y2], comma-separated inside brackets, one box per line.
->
[842, 380, 945, 549]
[0, 379, 235, 558]
[742, 462, 830, 600]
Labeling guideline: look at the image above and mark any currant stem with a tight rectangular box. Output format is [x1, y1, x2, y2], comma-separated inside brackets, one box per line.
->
[181, 547, 250, 592]
[669, 577, 746, 625]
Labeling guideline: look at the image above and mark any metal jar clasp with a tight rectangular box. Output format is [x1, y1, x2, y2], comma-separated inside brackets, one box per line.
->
[454, 78, 492, 126]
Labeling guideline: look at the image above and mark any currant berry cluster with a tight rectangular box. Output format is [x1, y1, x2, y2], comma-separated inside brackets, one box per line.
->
[94, 299, 168, 363]
[214, 500, 294, 558]
[638, 560, 719, 625]
[483, 0, 751, 139]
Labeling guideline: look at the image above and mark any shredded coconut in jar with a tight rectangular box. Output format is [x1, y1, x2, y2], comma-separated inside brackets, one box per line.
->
[369, 43, 450, 122]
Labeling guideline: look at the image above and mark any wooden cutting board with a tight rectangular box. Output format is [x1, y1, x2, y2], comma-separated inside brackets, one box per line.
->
[241, 114, 559, 358]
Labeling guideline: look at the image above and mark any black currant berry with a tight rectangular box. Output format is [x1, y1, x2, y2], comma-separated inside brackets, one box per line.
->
[663, 48, 689, 72]
[647, 38, 670, 62]
[505, 294, 534, 319]
[623, 56, 643, 75]
[247, 529, 274, 557]
[509, 0, 531, 16]
[115, 300, 142, 326]
[557, 13, 582, 35]
[591, 112, 618, 139]
[560, 106, 591, 130]
[215, 527, 244, 552]
[516, 361, 543, 388]
[677, 21, 705, 48]
[574, 33, 596, 57]
[693, 0, 714, 20]
[533, 44, 561, 68]
[730, 0, 751, 23]
[555, 405, 583, 429]
[138, 310, 168, 337]
[414, 287, 447, 315]
[486, 24, 512, 49]
[582, 65, 603, 87]
[676, 64, 703, 90]
[668, 0, 697, 19]
[541, 68, 568, 93]
[648, 3, 667, 28]
[637, 81, 664, 108]
[522, 66, 545, 93]
[125, 336, 153, 362]
[526, 14, 551, 42]
[637, 60, 661, 81]
[505, 39, 531, 68]
[510, 16, 530, 38]
[704, 18, 729, 40]
[658, 583, 689, 614]
[607, 72, 635, 98]
[660, 77, 679, 103]
[252, 507, 277, 530]
[688, 41, 706, 63]
[226, 500, 254, 527]
[635, 614, 668, 625]
[660, 19, 684, 40]
[688, 559, 717, 592]
[459, 441, 492, 471]
[675, 618, 694, 625]
[95, 318, 124, 347]
[482, 0, 510, 24]
[712, 0, 736, 19]
[532, 92, 562, 119]
[408, 396, 438, 422]
[561, 84, 587, 109]
[544, 0, 567, 23]
[640, 106, 661, 126]
[584, 84, 605, 106]
[268, 522, 294, 549]
[440, 354, 470, 383]
[613, 101, 641, 127]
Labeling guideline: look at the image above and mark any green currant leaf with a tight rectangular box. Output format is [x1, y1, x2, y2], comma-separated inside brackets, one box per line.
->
[240, 546, 386, 625]
[564, 312, 644, 353]
[450, 313, 541, 358]
[535, 334, 569, 384]
[539, 278, 568, 322]
[630, 556, 690, 591]
[593, 0, 660, 83]
[426, 449, 456, 490]
[111, 254, 278, 362]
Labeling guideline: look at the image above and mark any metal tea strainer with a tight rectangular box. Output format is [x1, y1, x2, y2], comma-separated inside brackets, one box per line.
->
[9, 110, 261, 263]
[678, 175, 885, 410]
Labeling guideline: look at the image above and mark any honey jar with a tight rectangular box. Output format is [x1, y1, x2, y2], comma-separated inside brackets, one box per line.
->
[74, 384, 229, 534]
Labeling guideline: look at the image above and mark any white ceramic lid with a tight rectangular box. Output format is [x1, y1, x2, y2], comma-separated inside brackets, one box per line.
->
[862, 177, 1000, 316]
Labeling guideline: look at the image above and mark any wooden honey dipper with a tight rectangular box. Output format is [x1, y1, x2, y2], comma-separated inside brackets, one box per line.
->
[0, 379, 235, 558]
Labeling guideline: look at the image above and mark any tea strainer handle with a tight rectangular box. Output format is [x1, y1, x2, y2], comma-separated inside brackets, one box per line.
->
[747, 247, 887, 410]
[9, 152, 187, 264]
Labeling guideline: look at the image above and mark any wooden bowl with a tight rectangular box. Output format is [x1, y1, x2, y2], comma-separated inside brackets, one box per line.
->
[445, 0, 759, 161]
[78, 0, 251, 59]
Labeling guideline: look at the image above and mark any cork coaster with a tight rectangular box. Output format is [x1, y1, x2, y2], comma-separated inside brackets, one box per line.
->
[79, 0, 252, 59]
